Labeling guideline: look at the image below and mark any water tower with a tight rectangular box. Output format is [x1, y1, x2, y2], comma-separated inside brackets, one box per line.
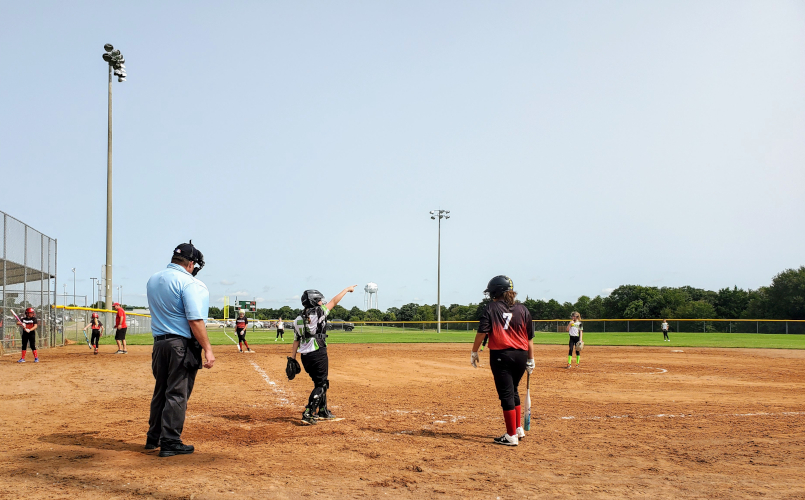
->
[364, 282, 378, 310]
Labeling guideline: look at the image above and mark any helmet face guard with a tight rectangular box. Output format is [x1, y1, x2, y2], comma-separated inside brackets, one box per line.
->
[301, 290, 325, 309]
[484, 275, 513, 299]
[174, 241, 205, 276]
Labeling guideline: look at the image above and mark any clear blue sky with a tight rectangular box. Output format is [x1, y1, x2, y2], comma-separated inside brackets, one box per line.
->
[2, 1, 803, 310]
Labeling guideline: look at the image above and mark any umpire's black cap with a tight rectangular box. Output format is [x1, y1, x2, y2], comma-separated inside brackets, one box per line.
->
[173, 241, 205, 276]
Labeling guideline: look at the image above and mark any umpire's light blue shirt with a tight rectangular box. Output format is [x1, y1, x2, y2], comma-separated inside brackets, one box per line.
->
[147, 263, 209, 339]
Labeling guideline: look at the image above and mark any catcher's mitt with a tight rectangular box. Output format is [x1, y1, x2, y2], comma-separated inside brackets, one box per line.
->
[286, 357, 301, 380]
[575, 341, 584, 352]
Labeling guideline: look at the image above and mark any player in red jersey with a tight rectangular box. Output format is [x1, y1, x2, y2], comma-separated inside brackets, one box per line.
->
[471, 276, 535, 446]
[16, 308, 39, 363]
[235, 311, 252, 352]
[83, 312, 104, 354]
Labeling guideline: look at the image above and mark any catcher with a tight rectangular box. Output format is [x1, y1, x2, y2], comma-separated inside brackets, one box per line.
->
[288, 285, 356, 425]
[567, 311, 583, 368]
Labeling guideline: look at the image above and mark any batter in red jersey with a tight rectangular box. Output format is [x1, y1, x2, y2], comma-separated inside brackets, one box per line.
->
[16, 308, 39, 363]
[471, 276, 535, 446]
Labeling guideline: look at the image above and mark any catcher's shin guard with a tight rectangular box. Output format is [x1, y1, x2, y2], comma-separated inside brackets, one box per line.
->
[307, 385, 326, 409]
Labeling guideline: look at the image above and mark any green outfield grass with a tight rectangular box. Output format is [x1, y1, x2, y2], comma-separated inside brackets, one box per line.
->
[96, 326, 805, 349]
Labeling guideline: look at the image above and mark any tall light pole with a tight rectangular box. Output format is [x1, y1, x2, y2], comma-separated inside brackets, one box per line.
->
[101, 43, 126, 320]
[429, 210, 450, 333]
[90, 277, 97, 308]
[71, 268, 76, 306]
[117, 285, 122, 305]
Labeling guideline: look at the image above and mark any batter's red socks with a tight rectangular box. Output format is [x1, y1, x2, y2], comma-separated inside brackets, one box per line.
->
[243, 341, 250, 350]
[33, 350, 38, 358]
[503, 409, 517, 437]
[515, 405, 521, 429]
[20, 351, 26, 360]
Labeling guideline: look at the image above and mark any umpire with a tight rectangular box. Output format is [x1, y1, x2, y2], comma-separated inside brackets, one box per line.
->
[145, 241, 215, 457]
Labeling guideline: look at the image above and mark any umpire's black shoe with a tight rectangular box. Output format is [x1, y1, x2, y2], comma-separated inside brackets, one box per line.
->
[144, 439, 159, 450]
[158, 443, 194, 457]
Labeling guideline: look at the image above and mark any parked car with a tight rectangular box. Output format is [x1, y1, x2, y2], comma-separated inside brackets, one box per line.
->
[328, 319, 355, 332]
[205, 319, 224, 328]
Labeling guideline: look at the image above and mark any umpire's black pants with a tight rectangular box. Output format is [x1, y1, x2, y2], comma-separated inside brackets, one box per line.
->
[147, 337, 197, 445]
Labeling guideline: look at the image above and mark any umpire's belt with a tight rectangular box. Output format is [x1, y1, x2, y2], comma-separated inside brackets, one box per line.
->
[153, 333, 187, 342]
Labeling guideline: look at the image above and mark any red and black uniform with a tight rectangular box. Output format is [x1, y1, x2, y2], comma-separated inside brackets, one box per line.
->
[478, 300, 534, 432]
[20, 316, 39, 358]
[235, 316, 250, 351]
[90, 319, 103, 348]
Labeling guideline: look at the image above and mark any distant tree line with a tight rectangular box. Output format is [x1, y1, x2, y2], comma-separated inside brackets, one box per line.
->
[207, 266, 805, 321]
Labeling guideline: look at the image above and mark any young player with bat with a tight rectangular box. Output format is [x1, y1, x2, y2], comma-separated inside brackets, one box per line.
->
[471, 276, 535, 446]
[15, 308, 39, 363]
[82, 313, 104, 354]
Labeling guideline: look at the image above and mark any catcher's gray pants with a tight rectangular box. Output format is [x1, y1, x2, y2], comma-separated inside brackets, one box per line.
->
[147, 337, 198, 445]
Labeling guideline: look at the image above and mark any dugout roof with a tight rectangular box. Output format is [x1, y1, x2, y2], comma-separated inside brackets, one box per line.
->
[0, 259, 55, 286]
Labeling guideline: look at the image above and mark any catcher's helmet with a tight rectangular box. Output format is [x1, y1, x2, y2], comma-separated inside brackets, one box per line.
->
[92, 312, 99, 318]
[25, 307, 35, 315]
[173, 240, 205, 276]
[485, 275, 513, 299]
[301, 290, 325, 309]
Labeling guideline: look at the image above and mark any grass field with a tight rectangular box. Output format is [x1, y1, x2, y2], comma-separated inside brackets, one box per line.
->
[96, 326, 805, 349]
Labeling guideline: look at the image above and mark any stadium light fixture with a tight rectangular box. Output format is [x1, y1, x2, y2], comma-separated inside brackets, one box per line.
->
[430, 209, 450, 333]
[101, 43, 127, 325]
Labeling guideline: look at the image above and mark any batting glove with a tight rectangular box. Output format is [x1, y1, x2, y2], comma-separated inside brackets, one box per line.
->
[526, 358, 535, 374]
[470, 351, 479, 368]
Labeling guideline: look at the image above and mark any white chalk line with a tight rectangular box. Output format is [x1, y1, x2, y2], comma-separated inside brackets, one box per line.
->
[222, 329, 238, 345]
[552, 411, 805, 422]
[249, 360, 293, 406]
[623, 366, 668, 375]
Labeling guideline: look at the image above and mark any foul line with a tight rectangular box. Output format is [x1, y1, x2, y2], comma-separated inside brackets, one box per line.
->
[553, 411, 805, 421]
[249, 361, 292, 406]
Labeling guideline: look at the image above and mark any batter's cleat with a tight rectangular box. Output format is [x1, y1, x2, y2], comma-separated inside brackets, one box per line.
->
[316, 408, 337, 420]
[493, 434, 518, 446]
[17, 358, 25, 363]
[158, 443, 194, 457]
[516, 426, 525, 439]
[34, 358, 39, 363]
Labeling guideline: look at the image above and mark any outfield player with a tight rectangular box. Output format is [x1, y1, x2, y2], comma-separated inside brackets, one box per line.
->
[235, 310, 252, 352]
[290, 285, 356, 425]
[82, 313, 104, 355]
[567, 312, 583, 368]
[661, 319, 670, 341]
[113, 302, 128, 354]
[275, 317, 285, 341]
[471, 276, 535, 446]
[16, 307, 39, 363]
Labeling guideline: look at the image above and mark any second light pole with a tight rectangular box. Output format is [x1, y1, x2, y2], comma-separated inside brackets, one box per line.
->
[430, 209, 450, 333]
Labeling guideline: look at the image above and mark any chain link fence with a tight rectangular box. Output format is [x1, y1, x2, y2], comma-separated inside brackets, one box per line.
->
[53, 306, 152, 344]
[1, 211, 57, 354]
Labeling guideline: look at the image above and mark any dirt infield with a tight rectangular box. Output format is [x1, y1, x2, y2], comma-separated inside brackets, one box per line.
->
[1, 343, 804, 499]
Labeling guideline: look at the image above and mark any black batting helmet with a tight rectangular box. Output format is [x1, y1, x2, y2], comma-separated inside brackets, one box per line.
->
[301, 290, 325, 309]
[485, 275, 513, 299]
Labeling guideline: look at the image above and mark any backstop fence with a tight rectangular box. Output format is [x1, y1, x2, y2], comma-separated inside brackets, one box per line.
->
[0, 211, 57, 354]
